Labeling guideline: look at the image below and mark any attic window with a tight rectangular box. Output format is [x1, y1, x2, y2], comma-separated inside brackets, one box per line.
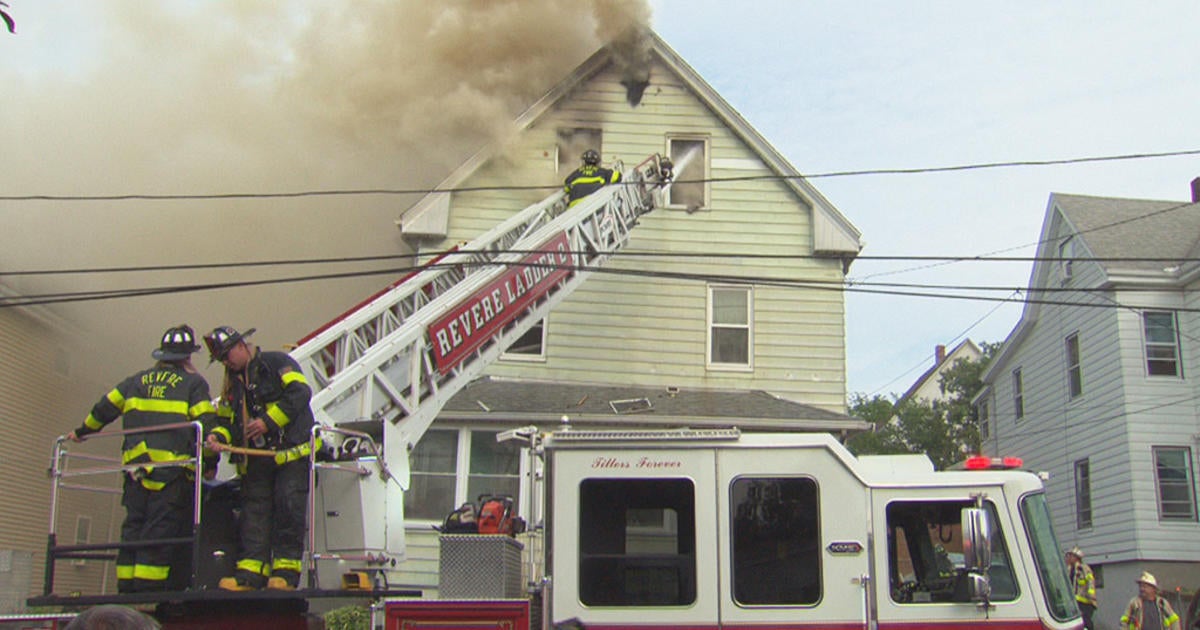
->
[558, 128, 602, 174]
[1058, 237, 1075, 280]
[609, 398, 653, 414]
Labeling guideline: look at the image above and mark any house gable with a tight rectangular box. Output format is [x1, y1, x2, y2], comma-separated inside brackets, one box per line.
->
[397, 30, 860, 413]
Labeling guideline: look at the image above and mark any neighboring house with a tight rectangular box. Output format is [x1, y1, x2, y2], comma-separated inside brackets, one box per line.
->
[394, 30, 866, 591]
[899, 340, 982, 405]
[0, 285, 115, 609]
[977, 183, 1200, 625]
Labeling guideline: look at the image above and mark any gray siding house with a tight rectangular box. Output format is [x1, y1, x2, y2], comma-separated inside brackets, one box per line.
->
[978, 186, 1200, 626]
[392, 30, 866, 592]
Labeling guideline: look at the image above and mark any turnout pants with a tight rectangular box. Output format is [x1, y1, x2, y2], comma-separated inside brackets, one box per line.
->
[234, 457, 309, 587]
[118, 473, 193, 592]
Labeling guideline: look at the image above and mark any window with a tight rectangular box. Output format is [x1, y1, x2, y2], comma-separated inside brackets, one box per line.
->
[1058, 236, 1075, 280]
[1065, 333, 1082, 399]
[1074, 458, 1092, 529]
[1153, 446, 1197, 521]
[708, 285, 752, 368]
[667, 137, 708, 210]
[1012, 368, 1024, 420]
[72, 516, 91, 567]
[557, 128, 602, 174]
[406, 429, 522, 521]
[731, 477, 820, 605]
[502, 319, 545, 361]
[1020, 493, 1077, 622]
[977, 398, 990, 440]
[1143, 311, 1181, 377]
[886, 499, 1018, 604]
[579, 478, 695, 606]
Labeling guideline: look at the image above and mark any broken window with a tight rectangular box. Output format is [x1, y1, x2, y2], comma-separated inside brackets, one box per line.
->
[667, 137, 708, 210]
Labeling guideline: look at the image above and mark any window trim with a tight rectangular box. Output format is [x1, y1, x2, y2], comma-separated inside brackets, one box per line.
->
[1011, 368, 1024, 420]
[1142, 310, 1182, 378]
[406, 427, 527, 525]
[977, 396, 990, 441]
[501, 317, 547, 363]
[666, 135, 711, 211]
[1152, 446, 1197, 522]
[1074, 458, 1092, 529]
[1058, 237, 1075, 281]
[706, 284, 753, 371]
[1065, 333, 1083, 400]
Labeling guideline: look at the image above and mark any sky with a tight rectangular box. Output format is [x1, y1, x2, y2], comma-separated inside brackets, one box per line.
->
[3, 1, 1200, 400]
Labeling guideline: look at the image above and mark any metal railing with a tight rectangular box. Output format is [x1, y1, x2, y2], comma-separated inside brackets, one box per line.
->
[43, 421, 205, 596]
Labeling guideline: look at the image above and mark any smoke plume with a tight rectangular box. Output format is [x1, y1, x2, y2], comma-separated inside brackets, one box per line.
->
[0, 0, 652, 389]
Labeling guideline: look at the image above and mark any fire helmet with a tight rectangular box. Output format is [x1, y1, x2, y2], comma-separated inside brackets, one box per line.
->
[581, 149, 600, 166]
[203, 325, 256, 363]
[152, 324, 201, 361]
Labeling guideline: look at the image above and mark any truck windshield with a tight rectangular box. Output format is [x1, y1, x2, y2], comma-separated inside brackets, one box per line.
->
[1020, 492, 1077, 621]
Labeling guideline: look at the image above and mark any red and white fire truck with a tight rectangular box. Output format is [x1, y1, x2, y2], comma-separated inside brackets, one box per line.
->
[34, 153, 1082, 629]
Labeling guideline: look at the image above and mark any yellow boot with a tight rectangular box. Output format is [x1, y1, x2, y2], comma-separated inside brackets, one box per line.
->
[266, 576, 296, 591]
[218, 576, 258, 592]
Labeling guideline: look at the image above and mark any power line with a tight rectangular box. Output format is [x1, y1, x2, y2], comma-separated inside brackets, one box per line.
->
[4, 257, 1197, 314]
[3, 148, 1199, 202]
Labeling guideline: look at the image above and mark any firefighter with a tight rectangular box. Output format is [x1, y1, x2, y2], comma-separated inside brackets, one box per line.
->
[68, 325, 217, 593]
[564, 149, 621, 207]
[1065, 546, 1098, 629]
[1121, 572, 1181, 630]
[203, 325, 317, 591]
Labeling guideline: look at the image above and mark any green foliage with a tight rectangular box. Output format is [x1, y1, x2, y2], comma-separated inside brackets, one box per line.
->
[323, 604, 371, 630]
[847, 342, 998, 469]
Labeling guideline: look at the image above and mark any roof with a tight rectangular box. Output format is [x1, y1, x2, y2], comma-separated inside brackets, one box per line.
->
[399, 29, 862, 256]
[898, 339, 981, 403]
[984, 191, 1200, 380]
[439, 376, 869, 433]
[1053, 193, 1200, 274]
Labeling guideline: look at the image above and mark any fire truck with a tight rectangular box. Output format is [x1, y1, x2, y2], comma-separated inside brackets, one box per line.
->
[31, 153, 1082, 629]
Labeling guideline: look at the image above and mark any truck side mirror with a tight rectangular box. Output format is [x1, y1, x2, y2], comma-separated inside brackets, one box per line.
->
[961, 507, 992, 571]
[962, 506, 993, 606]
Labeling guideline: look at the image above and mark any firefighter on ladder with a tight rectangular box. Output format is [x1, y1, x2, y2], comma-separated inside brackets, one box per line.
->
[203, 325, 318, 591]
[564, 149, 621, 207]
[68, 325, 218, 593]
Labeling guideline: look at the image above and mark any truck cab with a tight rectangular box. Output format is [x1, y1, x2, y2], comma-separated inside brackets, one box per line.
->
[544, 428, 1080, 630]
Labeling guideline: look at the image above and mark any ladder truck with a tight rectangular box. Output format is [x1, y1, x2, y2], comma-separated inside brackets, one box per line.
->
[34, 152, 1083, 630]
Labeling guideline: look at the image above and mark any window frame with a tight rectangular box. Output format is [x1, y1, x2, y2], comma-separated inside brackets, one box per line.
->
[1011, 368, 1024, 420]
[405, 427, 526, 524]
[977, 396, 990, 441]
[1065, 333, 1083, 399]
[1152, 446, 1197, 522]
[1142, 310, 1182, 378]
[666, 135, 710, 211]
[501, 317, 547, 362]
[1058, 237, 1075, 281]
[1074, 458, 1092, 529]
[706, 284, 753, 371]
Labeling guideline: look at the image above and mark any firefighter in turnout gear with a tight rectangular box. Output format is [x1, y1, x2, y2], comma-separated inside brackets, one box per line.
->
[68, 325, 217, 593]
[1065, 546, 1098, 629]
[203, 326, 317, 591]
[1121, 571, 1180, 630]
[564, 149, 621, 207]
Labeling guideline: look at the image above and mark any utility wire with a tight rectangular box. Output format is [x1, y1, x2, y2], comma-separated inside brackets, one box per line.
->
[4, 258, 1197, 314]
[3, 148, 1199, 202]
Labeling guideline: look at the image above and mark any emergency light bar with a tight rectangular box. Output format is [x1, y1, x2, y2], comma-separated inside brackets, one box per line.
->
[964, 455, 1023, 470]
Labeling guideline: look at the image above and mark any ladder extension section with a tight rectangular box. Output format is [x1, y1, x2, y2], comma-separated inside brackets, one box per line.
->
[290, 154, 671, 453]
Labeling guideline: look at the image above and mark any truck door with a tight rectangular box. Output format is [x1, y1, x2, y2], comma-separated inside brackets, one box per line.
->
[715, 446, 869, 629]
[869, 486, 1041, 628]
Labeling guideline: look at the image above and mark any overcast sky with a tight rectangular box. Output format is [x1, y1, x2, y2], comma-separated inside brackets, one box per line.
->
[651, 0, 1200, 396]
[3, 2, 1200, 399]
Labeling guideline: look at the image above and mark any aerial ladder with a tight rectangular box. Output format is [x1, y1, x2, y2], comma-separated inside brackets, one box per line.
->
[290, 154, 674, 584]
